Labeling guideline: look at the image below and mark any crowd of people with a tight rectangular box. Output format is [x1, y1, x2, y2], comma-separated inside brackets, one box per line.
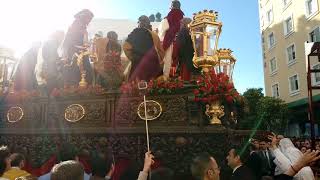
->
[12, 0, 197, 96]
[0, 134, 319, 180]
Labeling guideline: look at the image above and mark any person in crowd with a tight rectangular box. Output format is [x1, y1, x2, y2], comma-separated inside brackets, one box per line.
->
[304, 140, 311, 150]
[39, 143, 90, 180]
[251, 139, 260, 150]
[0, 146, 10, 180]
[268, 134, 315, 180]
[259, 140, 275, 177]
[294, 141, 301, 149]
[123, 15, 164, 82]
[226, 148, 255, 180]
[95, 31, 123, 89]
[246, 143, 263, 180]
[158, 0, 184, 78]
[35, 31, 65, 95]
[2, 153, 31, 180]
[190, 150, 320, 180]
[119, 161, 140, 180]
[13, 42, 41, 91]
[316, 144, 320, 151]
[276, 149, 320, 180]
[151, 168, 174, 180]
[137, 151, 154, 180]
[89, 152, 114, 180]
[190, 152, 220, 180]
[174, 17, 200, 81]
[277, 135, 285, 142]
[61, 9, 94, 86]
[300, 147, 307, 154]
[137, 151, 174, 180]
[15, 176, 37, 180]
[51, 160, 84, 180]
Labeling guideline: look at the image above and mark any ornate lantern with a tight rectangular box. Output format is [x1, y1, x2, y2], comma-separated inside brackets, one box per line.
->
[0, 48, 17, 93]
[189, 10, 222, 73]
[215, 48, 236, 80]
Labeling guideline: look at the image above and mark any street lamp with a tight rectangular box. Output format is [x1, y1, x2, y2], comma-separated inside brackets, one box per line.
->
[189, 10, 222, 73]
[0, 48, 17, 93]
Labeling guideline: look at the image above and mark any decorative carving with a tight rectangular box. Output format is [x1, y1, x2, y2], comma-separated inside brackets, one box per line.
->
[64, 104, 85, 122]
[137, 100, 162, 120]
[7, 106, 24, 123]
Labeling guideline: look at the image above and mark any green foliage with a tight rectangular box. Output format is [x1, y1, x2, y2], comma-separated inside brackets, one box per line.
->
[242, 88, 264, 116]
[237, 88, 288, 134]
[256, 96, 289, 134]
[149, 14, 155, 22]
[237, 88, 264, 129]
[155, 12, 162, 22]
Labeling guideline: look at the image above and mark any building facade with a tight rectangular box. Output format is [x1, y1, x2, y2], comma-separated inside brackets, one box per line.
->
[258, 0, 320, 136]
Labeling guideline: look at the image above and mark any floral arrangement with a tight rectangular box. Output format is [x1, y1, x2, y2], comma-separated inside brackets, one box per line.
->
[120, 78, 184, 95]
[50, 85, 105, 97]
[103, 50, 122, 73]
[193, 69, 239, 104]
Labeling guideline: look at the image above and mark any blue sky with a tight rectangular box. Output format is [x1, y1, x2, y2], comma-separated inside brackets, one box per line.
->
[0, 0, 264, 93]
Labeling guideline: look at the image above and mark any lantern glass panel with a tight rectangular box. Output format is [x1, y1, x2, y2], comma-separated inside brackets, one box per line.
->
[0, 57, 16, 85]
[195, 33, 204, 57]
[206, 25, 218, 56]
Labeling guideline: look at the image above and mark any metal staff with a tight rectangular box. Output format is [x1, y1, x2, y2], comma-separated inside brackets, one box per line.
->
[138, 81, 150, 152]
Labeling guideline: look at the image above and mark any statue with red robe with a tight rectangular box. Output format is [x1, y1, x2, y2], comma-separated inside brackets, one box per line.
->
[123, 15, 164, 82]
[61, 9, 94, 87]
[158, 0, 184, 78]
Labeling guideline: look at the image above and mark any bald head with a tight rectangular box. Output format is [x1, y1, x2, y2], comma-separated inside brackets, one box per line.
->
[51, 160, 84, 180]
[191, 152, 220, 180]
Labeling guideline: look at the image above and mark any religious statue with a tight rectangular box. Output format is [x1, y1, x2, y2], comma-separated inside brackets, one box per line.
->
[94, 31, 123, 89]
[34, 31, 65, 95]
[158, 0, 184, 78]
[174, 18, 200, 81]
[123, 15, 164, 82]
[13, 42, 41, 91]
[60, 9, 94, 87]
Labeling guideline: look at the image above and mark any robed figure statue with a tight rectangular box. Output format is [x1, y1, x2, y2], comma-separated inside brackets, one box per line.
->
[123, 15, 164, 82]
[61, 9, 94, 87]
[94, 31, 123, 89]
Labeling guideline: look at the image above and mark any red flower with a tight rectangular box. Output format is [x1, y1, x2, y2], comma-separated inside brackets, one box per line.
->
[193, 89, 200, 95]
[226, 95, 234, 104]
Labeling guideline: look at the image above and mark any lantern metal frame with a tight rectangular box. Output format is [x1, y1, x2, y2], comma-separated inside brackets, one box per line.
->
[190, 10, 237, 78]
[190, 10, 222, 73]
[215, 48, 236, 80]
[0, 48, 17, 93]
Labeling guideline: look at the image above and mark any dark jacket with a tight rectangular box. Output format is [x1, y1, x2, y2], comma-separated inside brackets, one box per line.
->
[230, 165, 255, 180]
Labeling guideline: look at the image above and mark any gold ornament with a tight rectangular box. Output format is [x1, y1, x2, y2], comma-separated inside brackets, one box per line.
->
[205, 100, 225, 124]
[64, 104, 85, 122]
[7, 106, 24, 123]
[137, 100, 162, 121]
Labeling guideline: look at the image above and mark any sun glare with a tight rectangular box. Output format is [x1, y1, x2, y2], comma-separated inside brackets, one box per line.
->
[0, 0, 102, 58]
